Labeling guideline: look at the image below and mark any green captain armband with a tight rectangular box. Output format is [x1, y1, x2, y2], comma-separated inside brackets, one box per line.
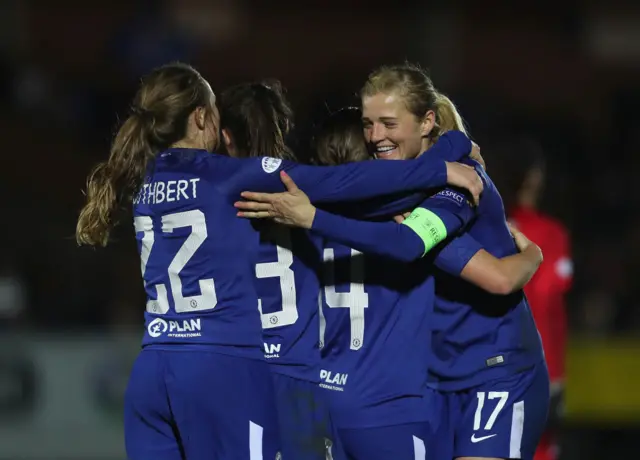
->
[401, 207, 447, 256]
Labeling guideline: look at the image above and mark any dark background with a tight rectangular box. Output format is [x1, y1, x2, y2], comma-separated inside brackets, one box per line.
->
[0, 1, 637, 458]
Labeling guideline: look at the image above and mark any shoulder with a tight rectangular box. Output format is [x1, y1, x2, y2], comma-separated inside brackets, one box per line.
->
[526, 211, 570, 240]
[539, 215, 571, 252]
[209, 154, 289, 174]
[541, 214, 569, 237]
[200, 153, 289, 178]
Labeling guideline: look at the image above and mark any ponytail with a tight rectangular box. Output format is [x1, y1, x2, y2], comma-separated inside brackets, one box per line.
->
[76, 114, 154, 246]
[433, 92, 467, 138]
[76, 63, 216, 247]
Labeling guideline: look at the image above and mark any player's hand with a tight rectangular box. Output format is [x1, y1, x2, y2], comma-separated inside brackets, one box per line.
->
[393, 212, 411, 224]
[470, 142, 486, 170]
[445, 162, 483, 205]
[235, 171, 317, 229]
[508, 222, 542, 262]
[507, 222, 530, 250]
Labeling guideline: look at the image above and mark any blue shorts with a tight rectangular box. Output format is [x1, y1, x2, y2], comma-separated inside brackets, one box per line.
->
[124, 349, 280, 460]
[272, 372, 333, 460]
[336, 422, 432, 460]
[431, 362, 549, 460]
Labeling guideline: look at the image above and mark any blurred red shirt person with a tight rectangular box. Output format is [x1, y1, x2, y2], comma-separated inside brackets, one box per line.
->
[512, 210, 571, 460]
[493, 137, 572, 460]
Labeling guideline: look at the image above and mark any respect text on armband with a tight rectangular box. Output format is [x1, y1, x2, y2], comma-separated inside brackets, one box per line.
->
[435, 189, 465, 205]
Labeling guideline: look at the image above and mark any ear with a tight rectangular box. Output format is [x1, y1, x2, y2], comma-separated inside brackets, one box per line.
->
[221, 128, 233, 149]
[420, 110, 436, 137]
[194, 106, 207, 130]
[221, 128, 239, 157]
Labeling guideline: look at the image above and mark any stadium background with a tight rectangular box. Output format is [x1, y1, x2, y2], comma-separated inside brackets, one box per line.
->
[0, 1, 637, 458]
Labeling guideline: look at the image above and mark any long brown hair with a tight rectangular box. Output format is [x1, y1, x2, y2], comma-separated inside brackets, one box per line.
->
[219, 80, 295, 160]
[361, 63, 467, 141]
[76, 62, 212, 247]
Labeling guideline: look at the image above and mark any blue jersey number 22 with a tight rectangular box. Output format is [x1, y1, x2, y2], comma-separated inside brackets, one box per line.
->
[134, 210, 218, 314]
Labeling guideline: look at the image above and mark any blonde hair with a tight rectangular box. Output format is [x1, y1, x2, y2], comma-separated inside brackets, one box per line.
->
[76, 63, 212, 247]
[361, 63, 467, 140]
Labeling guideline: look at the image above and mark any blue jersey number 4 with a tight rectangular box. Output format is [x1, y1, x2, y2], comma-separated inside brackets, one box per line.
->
[321, 248, 369, 351]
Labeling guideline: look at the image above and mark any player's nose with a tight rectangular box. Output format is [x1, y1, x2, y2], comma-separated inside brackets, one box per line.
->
[369, 123, 386, 143]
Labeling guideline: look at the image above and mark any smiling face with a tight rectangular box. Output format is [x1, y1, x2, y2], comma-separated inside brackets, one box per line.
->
[362, 91, 435, 161]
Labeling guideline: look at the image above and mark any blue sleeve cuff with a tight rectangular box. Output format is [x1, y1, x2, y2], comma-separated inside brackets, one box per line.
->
[311, 208, 335, 233]
[434, 233, 483, 275]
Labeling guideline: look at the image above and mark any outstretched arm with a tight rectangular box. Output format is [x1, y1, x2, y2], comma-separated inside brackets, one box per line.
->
[219, 131, 482, 205]
[307, 204, 466, 263]
[236, 174, 476, 263]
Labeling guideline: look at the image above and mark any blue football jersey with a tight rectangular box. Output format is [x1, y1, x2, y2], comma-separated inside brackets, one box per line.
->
[319, 246, 436, 428]
[131, 146, 460, 356]
[254, 197, 450, 383]
[316, 189, 477, 429]
[254, 224, 324, 382]
[428, 161, 544, 391]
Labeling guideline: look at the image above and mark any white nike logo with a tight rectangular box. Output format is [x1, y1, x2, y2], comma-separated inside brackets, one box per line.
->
[470, 433, 497, 443]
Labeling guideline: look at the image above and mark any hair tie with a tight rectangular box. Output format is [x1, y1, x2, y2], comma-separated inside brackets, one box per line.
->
[131, 105, 152, 119]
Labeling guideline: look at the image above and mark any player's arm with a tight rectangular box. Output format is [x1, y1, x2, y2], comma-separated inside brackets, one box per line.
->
[304, 179, 481, 260]
[248, 187, 474, 263]
[322, 154, 484, 220]
[289, 131, 476, 203]
[308, 195, 474, 262]
[435, 229, 543, 295]
[319, 191, 428, 220]
[221, 131, 481, 204]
